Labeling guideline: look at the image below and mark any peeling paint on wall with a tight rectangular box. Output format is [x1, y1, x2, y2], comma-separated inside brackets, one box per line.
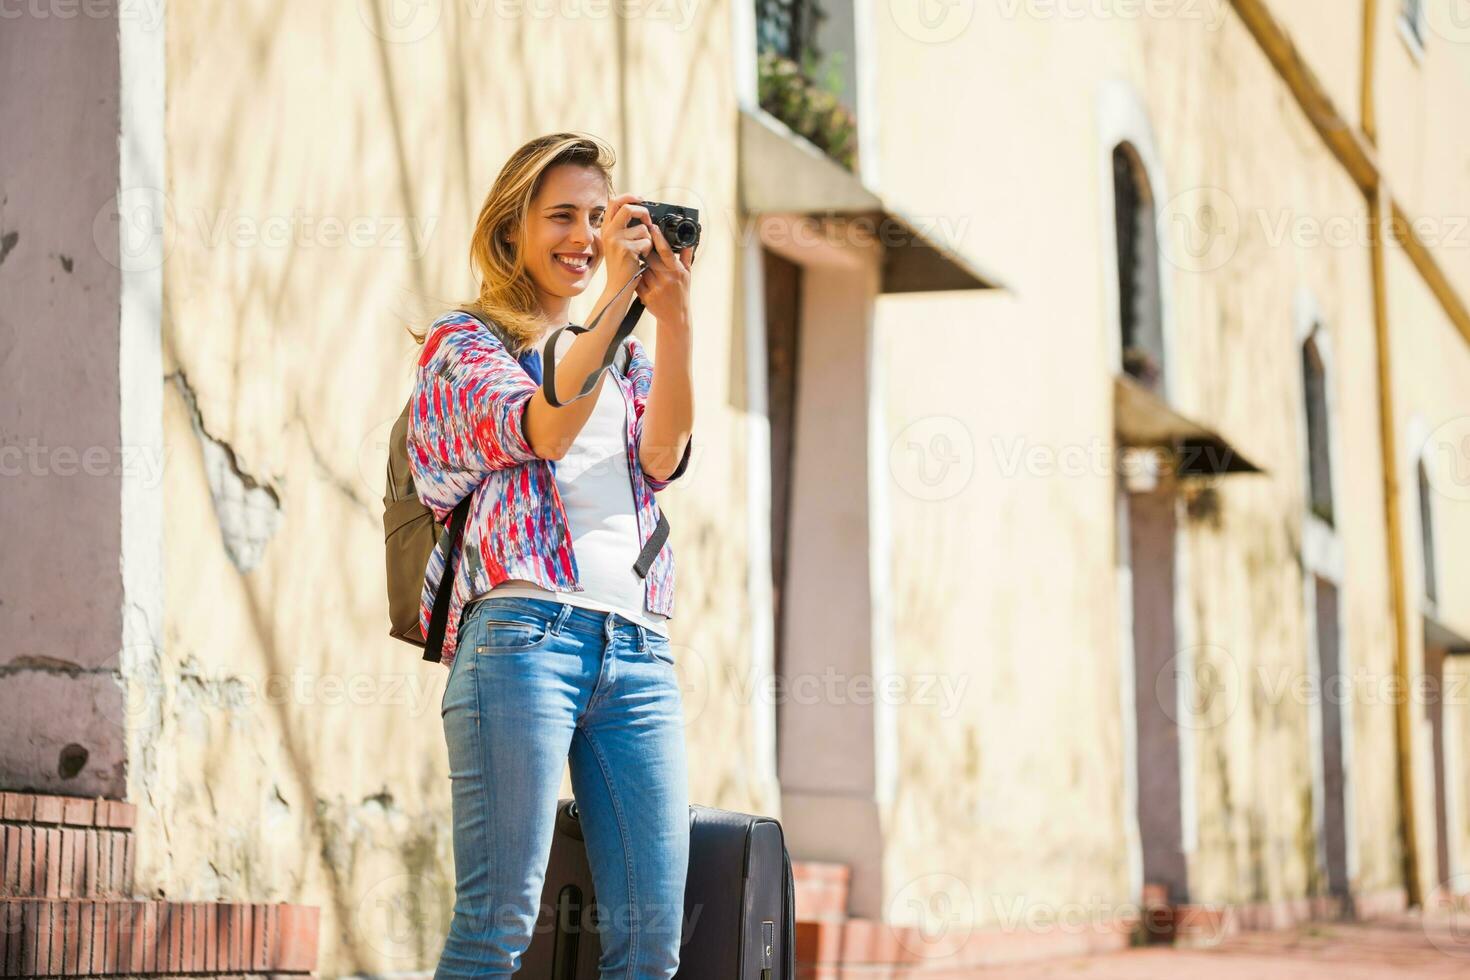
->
[169, 370, 284, 572]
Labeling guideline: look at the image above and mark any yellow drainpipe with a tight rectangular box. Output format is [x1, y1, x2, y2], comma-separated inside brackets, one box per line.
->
[1360, 0, 1378, 145]
[1368, 183, 1423, 908]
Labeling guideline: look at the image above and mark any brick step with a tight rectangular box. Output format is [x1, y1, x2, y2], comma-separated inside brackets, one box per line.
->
[0, 793, 319, 977]
[0, 898, 319, 977]
[2, 793, 137, 900]
[792, 860, 850, 920]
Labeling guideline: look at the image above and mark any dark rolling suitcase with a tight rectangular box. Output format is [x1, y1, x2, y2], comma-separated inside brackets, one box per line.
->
[516, 799, 602, 978]
[517, 798, 796, 979]
[677, 803, 796, 980]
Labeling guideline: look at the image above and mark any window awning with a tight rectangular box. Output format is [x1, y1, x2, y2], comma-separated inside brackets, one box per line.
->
[1425, 614, 1470, 656]
[1114, 375, 1264, 476]
[738, 108, 1004, 294]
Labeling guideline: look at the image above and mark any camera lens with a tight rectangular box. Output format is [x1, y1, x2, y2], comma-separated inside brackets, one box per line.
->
[671, 218, 698, 248]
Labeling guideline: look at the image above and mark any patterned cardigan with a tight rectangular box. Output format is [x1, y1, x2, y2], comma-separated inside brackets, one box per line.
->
[407, 310, 692, 670]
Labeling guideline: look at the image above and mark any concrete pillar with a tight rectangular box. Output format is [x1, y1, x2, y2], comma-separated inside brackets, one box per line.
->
[0, 1, 164, 800]
[772, 230, 893, 920]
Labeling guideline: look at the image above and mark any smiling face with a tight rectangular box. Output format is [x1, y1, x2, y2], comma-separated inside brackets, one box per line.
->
[511, 163, 609, 320]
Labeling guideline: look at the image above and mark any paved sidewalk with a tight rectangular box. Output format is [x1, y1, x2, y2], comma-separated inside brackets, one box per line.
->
[971, 909, 1470, 979]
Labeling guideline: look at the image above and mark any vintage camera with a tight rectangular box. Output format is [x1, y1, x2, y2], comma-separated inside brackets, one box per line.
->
[632, 201, 701, 252]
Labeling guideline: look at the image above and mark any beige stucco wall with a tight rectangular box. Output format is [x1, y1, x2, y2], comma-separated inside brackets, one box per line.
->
[872, 5, 1127, 929]
[1370, 0, 1470, 308]
[1267, 0, 1365, 132]
[1383, 238, 1470, 895]
[150, 2, 751, 976]
[1384, 247, 1470, 645]
[872, 1, 1406, 927]
[1159, 9, 1401, 902]
[1369, 0, 1470, 900]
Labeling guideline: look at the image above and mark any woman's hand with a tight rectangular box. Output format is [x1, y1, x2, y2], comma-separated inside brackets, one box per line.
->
[600, 193, 654, 288]
[634, 224, 695, 330]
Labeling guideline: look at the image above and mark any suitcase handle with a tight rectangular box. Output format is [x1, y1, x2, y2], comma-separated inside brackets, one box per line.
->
[781, 845, 795, 980]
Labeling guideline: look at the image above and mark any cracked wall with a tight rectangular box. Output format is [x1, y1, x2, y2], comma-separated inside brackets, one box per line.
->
[169, 370, 283, 573]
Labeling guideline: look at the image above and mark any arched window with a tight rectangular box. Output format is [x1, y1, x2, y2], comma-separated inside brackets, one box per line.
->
[1113, 143, 1165, 392]
[1419, 459, 1438, 605]
[1302, 331, 1334, 525]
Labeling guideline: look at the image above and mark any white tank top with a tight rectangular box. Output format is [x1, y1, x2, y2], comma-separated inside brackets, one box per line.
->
[484, 330, 672, 636]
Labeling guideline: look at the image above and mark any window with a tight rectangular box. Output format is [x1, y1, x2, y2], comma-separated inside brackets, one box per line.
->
[1419, 460, 1438, 605]
[1113, 143, 1165, 393]
[754, 0, 859, 171]
[756, 0, 823, 61]
[1401, 0, 1427, 50]
[1302, 332, 1334, 526]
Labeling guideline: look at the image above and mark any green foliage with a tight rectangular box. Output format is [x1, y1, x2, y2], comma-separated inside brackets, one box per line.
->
[757, 49, 859, 173]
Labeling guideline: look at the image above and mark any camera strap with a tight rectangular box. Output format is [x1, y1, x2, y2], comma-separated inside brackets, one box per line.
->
[539, 261, 646, 409]
[537, 262, 671, 579]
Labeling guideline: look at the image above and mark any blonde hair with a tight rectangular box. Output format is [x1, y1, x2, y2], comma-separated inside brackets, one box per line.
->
[409, 132, 616, 354]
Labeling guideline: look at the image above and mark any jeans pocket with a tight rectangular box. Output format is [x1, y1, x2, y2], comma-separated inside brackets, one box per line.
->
[477, 618, 550, 653]
[470, 601, 554, 653]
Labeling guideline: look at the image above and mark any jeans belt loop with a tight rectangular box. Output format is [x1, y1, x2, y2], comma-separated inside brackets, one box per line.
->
[552, 603, 572, 635]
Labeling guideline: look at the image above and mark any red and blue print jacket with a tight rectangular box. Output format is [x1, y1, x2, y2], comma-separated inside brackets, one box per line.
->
[407, 310, 692, 670]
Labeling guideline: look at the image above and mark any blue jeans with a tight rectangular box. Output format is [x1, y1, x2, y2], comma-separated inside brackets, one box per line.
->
[435, 596, 690, 979]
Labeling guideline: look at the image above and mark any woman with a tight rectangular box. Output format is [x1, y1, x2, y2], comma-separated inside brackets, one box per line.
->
[407, 133, 696, 979]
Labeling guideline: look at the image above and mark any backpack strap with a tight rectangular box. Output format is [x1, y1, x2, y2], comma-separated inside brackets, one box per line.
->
[421, 495, 471, 663]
